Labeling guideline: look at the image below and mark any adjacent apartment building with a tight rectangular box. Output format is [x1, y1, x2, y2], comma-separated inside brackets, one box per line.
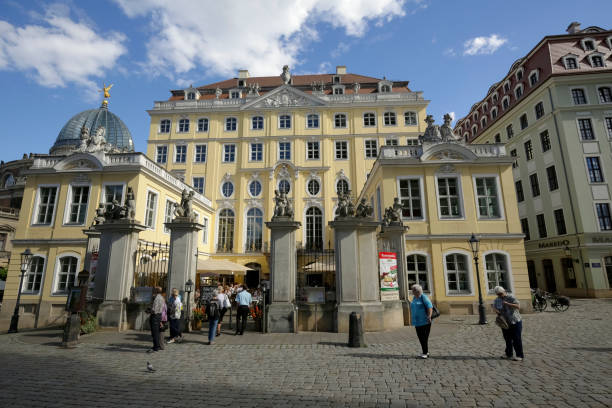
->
[455, 22, 612, 297]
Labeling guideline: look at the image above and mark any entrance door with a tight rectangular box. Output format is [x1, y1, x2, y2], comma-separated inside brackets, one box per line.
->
[605, 256, 612, 288]
[542, 259, 557, 293]
[244, 262, 261, 289]
[527, 260, 537, 289]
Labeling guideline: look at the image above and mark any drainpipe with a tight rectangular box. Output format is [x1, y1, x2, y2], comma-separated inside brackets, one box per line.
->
[547, 87, 588, 295]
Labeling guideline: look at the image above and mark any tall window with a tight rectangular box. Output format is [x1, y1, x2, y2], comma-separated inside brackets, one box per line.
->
[506, 124, 514, 139]
[492, 108, 498, 119]
[363, 112, 376, 127]
[586, 157, 604, 182]
[599, 87, 612, 103]
[202, 218, 208, 244]
[145, 191, 158, 228]
[475, 177, 501, 218]
[547, 166, 559, 191]
[279, 142, 291, 160]
[554, 208, 567, 235]
[524, 140, 533, 160]
[530, 174, 540, 197]
[502, 97, 509, 110]
[307, 114, 319, 129]
[515, 86, 523, 99]
[365, 140, 378, 158]
[55, 256, 78, 294]
[223, 144, 236, 162]
[334, 113, 347, 128]
[596, 203, 612, 230]
[160, 119, 170, 133]
[193, 177, 205, 194]
[305, 207, 323, 250]
[250, 143, 262, 161]
[404, 111, 417, 125]
[406, 254, 429, 292]
[485, 253, 509, 292]
[245, 208, 263, 252]
[520, 114, 528, 130]
[164, 199, 174, 233]
[175, 145, 186, 163]
[540, 130, 551, 152]
[398, 178, 423, 219]
[446, 253, 470, 294]
[336, 179, 349, 195]
[521, 218, 530, 240]
[24, 256, 44, 293]
[103, 185, 123, 205]
[67, 186, 90, 224]
[156, 146, 167, 164]
[194, 144, 207, 163]
[252, 116, 264, 130]
[572, 89, 587, 105]
[35, 187, 57, 225]
[437, 177, 461, 218]
[225, 117, 237, 131]
[178, 118, 189, 132]
[217, 209, 235, 252]
[197, 118, 209, 132]
[383, 112, 396, 126]
[279, 114, 291, 129]
[494, 134, 501, 143]
[578, 118, 595, 140]
[307, 141, 320, 159]
[536, 214, 547, 238]
[335, 141, 348, 159]
[515, 181, 524, 202]
[606, 117, 612, 139]
[535, 102, 544, 119]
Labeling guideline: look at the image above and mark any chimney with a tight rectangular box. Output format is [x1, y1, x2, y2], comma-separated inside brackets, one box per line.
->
[238, 69, 249, 79]
[336, 65, 347, 75]
[566, 22, 581, 34]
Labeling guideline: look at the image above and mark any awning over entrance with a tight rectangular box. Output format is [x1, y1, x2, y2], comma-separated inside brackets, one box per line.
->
[196, 258, 250, 275]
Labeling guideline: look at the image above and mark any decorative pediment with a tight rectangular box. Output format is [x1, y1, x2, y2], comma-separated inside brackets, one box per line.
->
[54, 153, 104, 171]
[242, 85, 326, 110]
[420, 143, 478, 162]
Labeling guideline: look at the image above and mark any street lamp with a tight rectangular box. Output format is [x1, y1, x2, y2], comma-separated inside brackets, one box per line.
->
[184, 278, 194, 333]
[8, 248, 33, 333]
[468, 234, 487, 325]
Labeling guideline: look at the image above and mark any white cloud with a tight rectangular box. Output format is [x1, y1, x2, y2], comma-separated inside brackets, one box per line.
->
[463, 34, 507, 56]
[331, 42, 350, 58]
[443, 48, 456, 57]
[113, 0, 406, 78]
[0, 5, 127, 100]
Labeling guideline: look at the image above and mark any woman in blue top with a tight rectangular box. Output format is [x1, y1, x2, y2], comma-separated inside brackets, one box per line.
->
[410, 284, 433, 359]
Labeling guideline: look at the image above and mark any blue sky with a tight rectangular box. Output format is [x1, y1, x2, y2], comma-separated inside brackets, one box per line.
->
[1, 0, 611, 162]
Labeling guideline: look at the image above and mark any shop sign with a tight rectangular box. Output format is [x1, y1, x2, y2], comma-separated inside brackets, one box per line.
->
[591, 262, 602, 268]
[592, 236, 612, 244]
[538, 239, 570, 249]
[379, 252, 399, 301]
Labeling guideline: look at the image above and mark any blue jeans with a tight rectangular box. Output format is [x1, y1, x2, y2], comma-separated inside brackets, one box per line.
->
[208, 319, 219, 342]
[502, 320, 524, 358]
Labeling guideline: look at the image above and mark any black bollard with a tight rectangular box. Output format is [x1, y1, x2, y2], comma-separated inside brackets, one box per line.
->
[348, 311, 366, 347]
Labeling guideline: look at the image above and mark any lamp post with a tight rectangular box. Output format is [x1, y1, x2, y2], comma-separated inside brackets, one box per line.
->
[8, 248, 33, 333]
[184, 278, 194, 333]
[468, 234, 487, 325]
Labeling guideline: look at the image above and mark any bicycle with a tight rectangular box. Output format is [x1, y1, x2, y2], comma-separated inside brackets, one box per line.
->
[547, 292, 570, 312]
[531, 288, 547, 312]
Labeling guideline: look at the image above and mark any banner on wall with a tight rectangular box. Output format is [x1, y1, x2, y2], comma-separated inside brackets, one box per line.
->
[379, 252, 399, 301]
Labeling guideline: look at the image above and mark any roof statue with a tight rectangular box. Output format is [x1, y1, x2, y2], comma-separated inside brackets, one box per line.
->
[353, 82, 361, 93]
[215, 87, 222, 99]
[281, 65, 291, 85]
[440, 113, 463, 143]
[99, 83, 113, 107]
[419, 115, 442, 143]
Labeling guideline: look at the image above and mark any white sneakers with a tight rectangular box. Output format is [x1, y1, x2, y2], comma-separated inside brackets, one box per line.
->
[512, 356, 523, 361]
[418, 353, 429, 359]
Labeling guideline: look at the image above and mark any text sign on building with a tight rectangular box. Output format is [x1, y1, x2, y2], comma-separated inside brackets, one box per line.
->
[379, 252, 399, 301]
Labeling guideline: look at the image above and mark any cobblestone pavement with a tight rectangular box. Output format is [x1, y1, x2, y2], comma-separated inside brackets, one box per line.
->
[1, 299, 611, 407]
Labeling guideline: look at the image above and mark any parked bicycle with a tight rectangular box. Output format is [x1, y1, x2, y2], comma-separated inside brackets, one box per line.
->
[531, 288, 547, 312]
[531, 288, 570, 312]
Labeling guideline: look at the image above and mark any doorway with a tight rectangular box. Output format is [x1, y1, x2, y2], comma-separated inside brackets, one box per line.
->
[245, 262, 261, 289]
[542, 259, 557, 293]
[527, 260, 537, 289]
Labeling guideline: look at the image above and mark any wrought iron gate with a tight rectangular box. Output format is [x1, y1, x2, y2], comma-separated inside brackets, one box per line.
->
[133, 241, 169, 292]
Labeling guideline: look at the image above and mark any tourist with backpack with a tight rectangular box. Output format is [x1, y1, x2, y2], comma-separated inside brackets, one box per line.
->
[167, 288, 183, 344]
[205, 292, 221, 344]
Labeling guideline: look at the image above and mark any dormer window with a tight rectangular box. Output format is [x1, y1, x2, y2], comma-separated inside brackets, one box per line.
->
[381, 85, 390, 92]
[482, 102, 489, 112]
[378, 80, 393, 93]
[563, 54, 579, 70]
[491, 107, 498, 119]
[492, 94, 498, 104]
[471, 125, 478, 137]
[607, 36, 612, 50]
[238, 79, 245, 87]
[472, 112, 479, 121]
[515, 84, 524, 99]
[332, 85, 345, 95]
[183, 86, 200, 101]
[502, 96, 510, 110]
[187, 92, 196, 100]
[516, 68, 524, 81]
[581, 38, 596, 51]
[503, 81, 510, 93]
[588, 53, 606, 68]
[230, 90, 241, 99]
[481, 117, 487, 128]
[333, 75, 341, 84]
[529, 70, 539, 86]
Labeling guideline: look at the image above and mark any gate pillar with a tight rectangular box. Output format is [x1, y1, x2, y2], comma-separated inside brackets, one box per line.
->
[265, 219, 301, 333]
[94, 220, 146, 330]
[379, 224, 410, 327]
[166, 218, 203, 296]
[330, 218, 383, 333]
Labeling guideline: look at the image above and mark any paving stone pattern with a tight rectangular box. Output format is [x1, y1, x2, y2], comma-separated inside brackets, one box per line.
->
[0, 299, 611, 407]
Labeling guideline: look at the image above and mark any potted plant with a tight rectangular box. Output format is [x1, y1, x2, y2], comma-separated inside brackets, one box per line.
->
[191, 307, 204, 330]
[250, 305, 264, 331]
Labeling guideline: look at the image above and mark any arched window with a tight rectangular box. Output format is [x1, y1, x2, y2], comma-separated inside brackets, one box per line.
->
[406, 254, 429, 292]
[305, 207, 323, 250]
[217, 209, 235, 252]
[336, 179, 349, 194]
[55, 255, 78, 294]
[278, 179, 291, 194]
[485, 253, 510, 292]
[245, 208, 263, 252]
[445, 253, 470, 294]
[197, 118, 209, 132]
[24, 256, 45, 293]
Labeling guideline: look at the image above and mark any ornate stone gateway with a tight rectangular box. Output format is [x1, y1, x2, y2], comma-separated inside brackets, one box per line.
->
[296, 243, 335, 331]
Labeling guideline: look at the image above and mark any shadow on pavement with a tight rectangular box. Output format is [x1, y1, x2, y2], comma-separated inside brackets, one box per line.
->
[347, 353, 500, 361]
[317, 341, 347, 347]
[568, 347, 612, 352]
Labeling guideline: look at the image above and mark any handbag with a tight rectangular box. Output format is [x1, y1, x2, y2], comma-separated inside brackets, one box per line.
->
[495, 314, 509, 329]
[421, 295, 440, 320]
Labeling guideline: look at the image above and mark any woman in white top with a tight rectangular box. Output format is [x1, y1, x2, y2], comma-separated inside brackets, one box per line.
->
[216, 286, 230, 336]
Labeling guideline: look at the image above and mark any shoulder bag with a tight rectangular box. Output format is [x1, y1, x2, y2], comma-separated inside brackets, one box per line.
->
[421, 295, 440, 320]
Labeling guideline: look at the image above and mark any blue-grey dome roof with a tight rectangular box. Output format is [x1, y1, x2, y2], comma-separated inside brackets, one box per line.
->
[51, 104, 134, 154]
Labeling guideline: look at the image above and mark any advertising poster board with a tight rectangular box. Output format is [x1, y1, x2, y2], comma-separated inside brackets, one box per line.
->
[305, 287, 325, 304]
[379, 251, 399, 301]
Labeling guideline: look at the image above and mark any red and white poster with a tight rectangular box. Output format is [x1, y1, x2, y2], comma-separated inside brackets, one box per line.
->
[379, 252, 399, 300]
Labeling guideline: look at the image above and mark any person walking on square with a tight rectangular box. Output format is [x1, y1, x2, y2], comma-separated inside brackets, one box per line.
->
[235, 284, 252, 335]
[167, 288, 183, 344]
[147, 286, 164, 353]
[205, 292, 221, 345]
[216, 286, 230, 336]
[410, 284, 433, 359]
[159, 294, 167, 350]
[493, 286, 524, 361]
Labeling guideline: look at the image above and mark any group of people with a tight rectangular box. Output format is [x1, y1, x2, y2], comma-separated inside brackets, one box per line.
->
[204, 284, 253, 344]
[147, 286, 184, 353]
[410, 284, 524, 361]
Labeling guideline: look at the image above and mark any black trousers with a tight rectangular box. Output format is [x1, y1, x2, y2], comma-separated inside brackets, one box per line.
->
[415, 323, 431, 354]
[150, 313, 161, 350]
[236, 305, 250, 334]
[169, 318, 181, 339]
[502, 320, 524, 358]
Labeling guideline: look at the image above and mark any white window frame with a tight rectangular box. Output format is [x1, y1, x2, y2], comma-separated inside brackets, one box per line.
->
[607, 36, 612, 50]
[163, 198, 176, 234]
[306, 177, 321, 197]
[32, 184, 60, 226]
[396, 176, 426, 221]
[278, 114, 292, 129]
[385, 138, 399, 146]
[144, 188, 159, 230]
[278, 141, 291, 161]
[332, 85, 345, 95]
[156, 145, 168, 164]
[222, 144, 236, 162]
[306, 140, 320, 160]
[334, 140, 349, 160]
[514, 83, 524, 100]
[192, 177, 205, 195]
[248, 180, 262, 198]
[194, 144, 207, 163]
[99, 182, 126, 206]
[197, 117, 209, 133]
[528, 69, 539, 87]
[177, 118, 190, 133]
[406, 251, 434, 295]
[225, 117, 238, 132]
[243, 207, 264, 252]
[221, 181, 235, 198]
[363, 112, 376, 127]
[575, 116, 596, 141]
[472, 174, 505, 220]
[502, 95, 510, 110]
[22, 254, 46, 294]
[364, 139, 378, 159]
[503, 80, 510, 93]
[443, 250, 474, 296]
[434, 174, 465, 220]
[251, 115, 264, 130]
[202, 216, 209, 244]
[570, 87, 589, 105]
[581, 37, 597, 51]
[404, 111, 417, 126]
[159, 119, 171, 134]
[278, 179, 291, 195]
[63, 183, 91, 226]
[383, 111, 397, 127]
[306, 113, 320, 129]
[562, 54, 579, 70]
[584, 156, 605, 184]
[229, 89, 242, 99]
[482, 250, 514, 294]
[334, 113, 348, 129]
[515, 67, 524, 81]
[174, 144, 187, 163]
[491, 107, 498, 119]
[594, 202, 612, 232]
[302, 204, 325, 250]
[51, 252, 81, 296]
[597, 85, 612, 104]
[250, 142, 263, 162]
